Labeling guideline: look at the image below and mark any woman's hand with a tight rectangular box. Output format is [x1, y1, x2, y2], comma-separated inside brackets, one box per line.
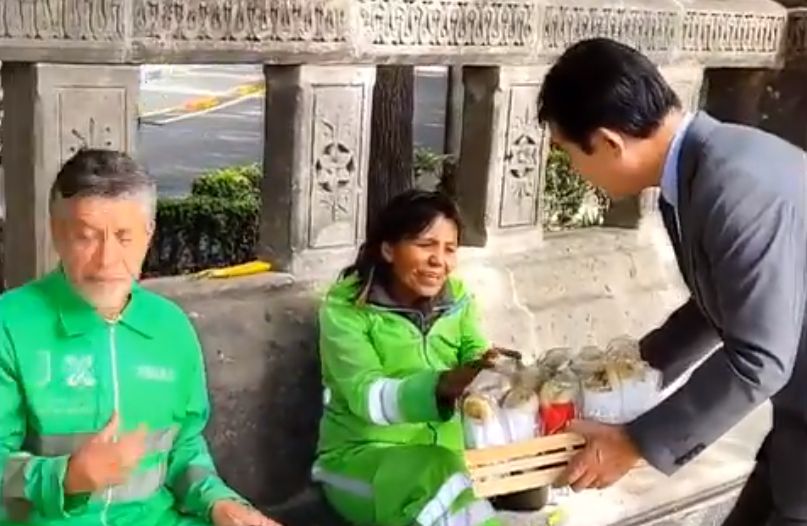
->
[482, 346, 523, 365]
[436, 347, 524, 404]
[436, 361, 487, 403]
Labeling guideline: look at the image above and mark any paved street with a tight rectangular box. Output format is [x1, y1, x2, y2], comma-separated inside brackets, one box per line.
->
[137, 96, 265, 197]
[136, 65, 447, 197]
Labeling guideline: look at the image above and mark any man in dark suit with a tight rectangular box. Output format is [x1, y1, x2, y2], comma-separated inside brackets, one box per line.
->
[537, 38, 807, 526]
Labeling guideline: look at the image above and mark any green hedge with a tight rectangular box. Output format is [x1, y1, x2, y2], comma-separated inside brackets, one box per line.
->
[143, 167, 260, 277]
[190, 164, 261, 200]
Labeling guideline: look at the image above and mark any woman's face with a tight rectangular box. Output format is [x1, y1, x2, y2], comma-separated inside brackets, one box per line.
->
[382, 214, 459, 301]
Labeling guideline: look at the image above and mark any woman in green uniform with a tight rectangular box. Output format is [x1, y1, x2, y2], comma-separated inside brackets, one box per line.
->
[313, 190, 503, 526]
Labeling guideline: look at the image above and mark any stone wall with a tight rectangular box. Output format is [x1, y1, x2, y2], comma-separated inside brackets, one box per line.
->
[146, 223, 686, 507]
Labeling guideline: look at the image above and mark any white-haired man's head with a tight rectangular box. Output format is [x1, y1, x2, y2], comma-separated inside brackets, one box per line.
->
[50, 149, 156, 317]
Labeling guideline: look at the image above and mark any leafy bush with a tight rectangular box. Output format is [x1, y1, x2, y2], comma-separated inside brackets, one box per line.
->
[190, 163, 261, 200]
[414, 147, 454, 182]
[543, 147, 609, 229]
[144, 166, 261, 277]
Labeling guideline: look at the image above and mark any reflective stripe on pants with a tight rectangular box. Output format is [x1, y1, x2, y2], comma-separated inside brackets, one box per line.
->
[417, 473, 473, 526]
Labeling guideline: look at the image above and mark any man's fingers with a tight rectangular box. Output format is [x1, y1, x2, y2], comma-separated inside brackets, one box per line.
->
[566, 419, 602, 438]
[571, 469, 598, 492]
[247, 509, 275, 526]
[560, 449, 589, 487]
[95, 412, 120, 443]
[131, 423, 149, 439]
[116, 427, 148, 468]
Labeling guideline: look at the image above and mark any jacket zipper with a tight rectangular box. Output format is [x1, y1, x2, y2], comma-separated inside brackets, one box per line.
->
[101, 322, 121, 526]
[416, 312, 439, 444]
[369, 303, 456, 444]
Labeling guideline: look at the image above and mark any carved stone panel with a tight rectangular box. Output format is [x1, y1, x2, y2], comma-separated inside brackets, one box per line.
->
[541, 5, 678, 54]
[56, 88, 126, 165]
[133, 0, 348, 42]
[0, 0, 125, 40]
[786, 9, 807, 59]
[308, 85, 366, 249]
[499, 84, 544, 228]
[358, 0, 538, 48]
[682, 11, 784, 54]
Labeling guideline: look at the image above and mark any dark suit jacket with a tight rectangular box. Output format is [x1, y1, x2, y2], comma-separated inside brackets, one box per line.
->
[627, 113, 807, 493]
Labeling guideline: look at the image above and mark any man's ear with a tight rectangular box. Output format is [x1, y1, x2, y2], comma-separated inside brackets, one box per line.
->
[592, 127, 626, 158]
[380, 242, 394, 264]
[50, 215, 64, 253]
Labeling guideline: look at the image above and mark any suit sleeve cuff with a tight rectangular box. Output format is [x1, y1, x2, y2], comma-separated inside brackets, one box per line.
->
[625, 417, 681, 476]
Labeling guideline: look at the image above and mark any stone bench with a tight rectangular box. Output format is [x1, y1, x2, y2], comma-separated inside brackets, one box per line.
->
[148, 227, 762, 524]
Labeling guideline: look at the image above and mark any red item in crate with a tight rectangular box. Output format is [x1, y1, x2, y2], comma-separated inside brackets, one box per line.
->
[540, 402, 576, 435]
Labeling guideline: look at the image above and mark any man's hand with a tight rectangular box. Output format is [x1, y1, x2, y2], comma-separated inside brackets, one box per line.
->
[211, 500, 282, 526]
[559, 420, 641, 492]
[64, 412, 147, 495]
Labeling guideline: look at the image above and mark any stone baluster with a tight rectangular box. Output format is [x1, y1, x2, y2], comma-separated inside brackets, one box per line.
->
[454, 66, 548, 250]
[259, 66, 376, 277]
[1, 64, 139, 288]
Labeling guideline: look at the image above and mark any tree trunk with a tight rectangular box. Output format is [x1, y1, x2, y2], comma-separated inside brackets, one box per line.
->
[367, 66, 415, 234]
[439, 66, 463, 197]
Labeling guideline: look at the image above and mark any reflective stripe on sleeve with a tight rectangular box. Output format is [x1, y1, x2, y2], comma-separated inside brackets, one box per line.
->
[367, 378, 403, 425]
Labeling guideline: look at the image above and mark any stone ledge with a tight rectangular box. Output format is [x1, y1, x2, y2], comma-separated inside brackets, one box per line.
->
[144, 271, 297, 301]
[0, 0, 788, 67]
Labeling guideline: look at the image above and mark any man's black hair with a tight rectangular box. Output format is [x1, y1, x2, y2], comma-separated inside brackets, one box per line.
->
[538, 38, 681, 153]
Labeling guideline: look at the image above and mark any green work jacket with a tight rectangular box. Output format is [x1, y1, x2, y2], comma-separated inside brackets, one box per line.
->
[0, 269, 242, 526]
[316, 275, 489, 465]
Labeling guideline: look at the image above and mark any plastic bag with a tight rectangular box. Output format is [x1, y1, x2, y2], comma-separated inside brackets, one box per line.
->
[538, 367, 580, 435]
[572, 337, 662, 424]
[462, 363, 541, 449]
[605, 336, 662, 420]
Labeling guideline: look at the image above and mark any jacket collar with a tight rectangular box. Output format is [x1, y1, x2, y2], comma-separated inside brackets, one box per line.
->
[674, 111, 720, 307]
[45, 268, 155, 338]
[365, 278, 456, 314]
[677, 111, 719, 211]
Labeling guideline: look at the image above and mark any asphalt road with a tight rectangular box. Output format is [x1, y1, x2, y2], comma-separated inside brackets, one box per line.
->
[137, 70, 448, 197]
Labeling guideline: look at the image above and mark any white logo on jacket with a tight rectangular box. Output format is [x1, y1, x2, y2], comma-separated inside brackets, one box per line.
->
[136, 365, 176, 383]
[63, 355, 96, 388]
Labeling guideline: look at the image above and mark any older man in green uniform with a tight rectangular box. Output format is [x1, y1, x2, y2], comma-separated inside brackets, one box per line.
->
[0, 150, 280, 526]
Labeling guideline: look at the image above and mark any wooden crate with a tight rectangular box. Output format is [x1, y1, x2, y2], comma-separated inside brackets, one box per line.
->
[465, 433, 585, 498]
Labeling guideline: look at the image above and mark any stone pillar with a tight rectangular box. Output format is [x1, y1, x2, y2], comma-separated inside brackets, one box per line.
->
[440, 66, 464, 195]
[454, 66, 548, 250]
[260, 66, 375, 277]
[1, 64, 139, 288]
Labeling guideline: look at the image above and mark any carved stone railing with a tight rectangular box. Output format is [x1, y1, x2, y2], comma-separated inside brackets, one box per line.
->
[0, 0, 789, 67]
[3, 0, 805, 287]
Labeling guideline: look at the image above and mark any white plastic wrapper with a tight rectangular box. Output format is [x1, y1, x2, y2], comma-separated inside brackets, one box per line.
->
[462, 395, 539, 449]
[573, 337, 663, 424]
[462, 369, 540, 449]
